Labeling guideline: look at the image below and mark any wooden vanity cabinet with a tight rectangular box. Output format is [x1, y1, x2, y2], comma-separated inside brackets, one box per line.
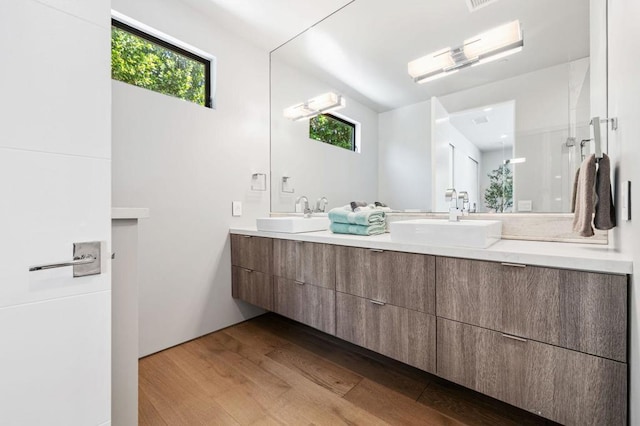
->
[273, 239, 335, 289]
[436, 257, 627, 361]
[272, 240, 336, 333]
[335, 246, 437, 373]
[230, 234, 272, 275]
[335, 246, 436, 314]
[336, 292, 436, 373]
[437, 318, 627, 426]
[230, 234, 273, 310]
[274, 277, 335, 335]
[230, 233, 629, 425]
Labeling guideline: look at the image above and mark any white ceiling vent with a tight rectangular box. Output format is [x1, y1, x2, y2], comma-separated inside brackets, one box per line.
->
[465, 0, 500, 12]
[473, 116, 489, 125]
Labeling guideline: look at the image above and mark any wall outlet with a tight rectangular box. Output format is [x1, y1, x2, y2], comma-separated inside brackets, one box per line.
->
[518, 200, 532, 212]
[232, 201, 242, 217]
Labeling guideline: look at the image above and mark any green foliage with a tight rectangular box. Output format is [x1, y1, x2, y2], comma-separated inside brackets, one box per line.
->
[111, 26, 206, 106]
[309, 114, 355, 150]
[484, 164, 513, 212]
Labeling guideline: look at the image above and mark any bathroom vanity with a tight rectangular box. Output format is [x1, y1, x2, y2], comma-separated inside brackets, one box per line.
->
[229, 229, 631, 425]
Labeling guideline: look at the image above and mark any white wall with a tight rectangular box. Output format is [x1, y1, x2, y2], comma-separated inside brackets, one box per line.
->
[271, 60, 379, 211]
[608, 0, 640, 423]
[378, 101, 431, 210]
[111, 0, 270, 356]
[432, 97, 481, 212]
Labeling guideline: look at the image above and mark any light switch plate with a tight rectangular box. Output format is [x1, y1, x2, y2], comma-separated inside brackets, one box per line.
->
[622, 181, 631, 221]
[232, 201, 242, 217]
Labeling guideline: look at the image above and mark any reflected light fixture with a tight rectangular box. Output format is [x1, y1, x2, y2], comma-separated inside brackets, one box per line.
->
[503, 157, 526, 165]
[408, 20, 523, 84]
[283, 92, 346, 121]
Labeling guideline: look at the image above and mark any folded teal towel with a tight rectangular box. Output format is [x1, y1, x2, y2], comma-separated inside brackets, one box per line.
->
[328, 207, 385, 226]
[330, 222, 386, 236]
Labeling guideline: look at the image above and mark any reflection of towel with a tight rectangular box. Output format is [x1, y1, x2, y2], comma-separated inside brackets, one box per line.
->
[328, 207, 385, 225]
[573, 154, 596, 237]
[571, 168, 580, 213]
[595, 153, 616, 230]
[330, 222, 386, 236]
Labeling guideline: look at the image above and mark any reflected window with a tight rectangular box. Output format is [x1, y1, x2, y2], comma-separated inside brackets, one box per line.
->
[309, 114, 356, 151]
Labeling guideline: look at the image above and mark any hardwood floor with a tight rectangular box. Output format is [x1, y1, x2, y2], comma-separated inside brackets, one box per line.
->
[139, 313, 560, 426]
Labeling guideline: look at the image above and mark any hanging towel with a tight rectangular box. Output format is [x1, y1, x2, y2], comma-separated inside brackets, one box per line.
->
[328, 207, 385, 226]
[330, 222, 386, 236]
[572, 154, 597, 237]
[594, 153, 616, 230]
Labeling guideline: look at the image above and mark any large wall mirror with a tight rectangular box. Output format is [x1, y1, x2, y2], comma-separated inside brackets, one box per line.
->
[270, 0, 607, 213]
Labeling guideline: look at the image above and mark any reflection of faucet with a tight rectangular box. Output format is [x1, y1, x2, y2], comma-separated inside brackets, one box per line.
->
[458, 191, 470, 216]
[295, 195, 312, 218]
[314, 197, 328, 213]
[445, 188, 462, 222]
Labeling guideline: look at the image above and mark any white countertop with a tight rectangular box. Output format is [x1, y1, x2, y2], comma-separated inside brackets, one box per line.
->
[230, 228, 633, 275]
[111, 208, 150, 220]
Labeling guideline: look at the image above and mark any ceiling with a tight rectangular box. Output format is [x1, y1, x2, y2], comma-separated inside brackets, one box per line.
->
[271, 0, 590, 112]
[449, 101, 515, 151]
[179, 0, 354, 51]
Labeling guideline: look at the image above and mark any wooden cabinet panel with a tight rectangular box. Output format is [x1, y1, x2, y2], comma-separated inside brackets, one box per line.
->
[437, 318, 627, 426]
[231, 266, 273, 310]
[336, 246, 435, 314]
[273, 240, 335, 289]
[436, 257, 627, 361]
[336, 292, 436, 373]
[230, 234, 272, 275]
[273, 277, 335, 335]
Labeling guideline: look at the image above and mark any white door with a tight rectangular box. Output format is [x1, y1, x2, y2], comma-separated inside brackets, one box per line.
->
[0, 1, 111, 425]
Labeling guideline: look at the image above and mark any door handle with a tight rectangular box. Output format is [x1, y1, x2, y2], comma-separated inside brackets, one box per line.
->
[29, 241, 101, 277]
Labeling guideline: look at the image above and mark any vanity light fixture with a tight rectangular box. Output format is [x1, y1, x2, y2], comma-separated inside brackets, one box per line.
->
[408, 20, 523, 84]
[283, 92, 346, 121]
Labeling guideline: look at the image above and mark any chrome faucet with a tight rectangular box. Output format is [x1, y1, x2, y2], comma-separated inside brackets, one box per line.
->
[314, 197, 328, 213]
[445, 188, 462, 222]
[295, 195, 312, 217]
[458, 191, 470, 216]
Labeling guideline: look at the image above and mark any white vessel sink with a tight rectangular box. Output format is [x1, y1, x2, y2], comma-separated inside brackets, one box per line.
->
[390, 219, 502, 248]
[256, 216, 330, 233]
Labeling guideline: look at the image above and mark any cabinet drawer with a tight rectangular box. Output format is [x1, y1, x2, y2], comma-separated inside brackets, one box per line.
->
[436, 257, 627, 361]
[336, 292, 436, 373]
[336, 246, 435, 314]
[231, 266, 273, 311]
[273, 240, 335, 289]
[230, 234, 272, 274]
[274, 277, 335, 335]
[437, 318, 627, 426]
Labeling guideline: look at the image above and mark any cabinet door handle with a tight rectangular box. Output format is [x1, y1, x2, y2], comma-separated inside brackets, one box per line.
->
[243, 268, 253, 273]
[243, 235, 252, 239]
[501, 333, 527, 342]
[369, 249, 384, 253]
[295, 281, 305, 286]
[370, 300, 386, 306]
[501, 262, 526, 268]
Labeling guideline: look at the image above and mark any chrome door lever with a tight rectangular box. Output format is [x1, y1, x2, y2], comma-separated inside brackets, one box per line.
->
[29, 255, 96, 271]
[29, 241, 102, 277]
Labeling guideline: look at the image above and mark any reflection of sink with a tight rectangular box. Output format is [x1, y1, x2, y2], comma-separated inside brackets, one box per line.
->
[390, 219, 502, 248]
[256, 216, 330, 233]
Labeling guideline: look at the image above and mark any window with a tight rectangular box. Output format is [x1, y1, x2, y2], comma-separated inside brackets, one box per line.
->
[309, 113, 357, 151]
[111, 19, 212, 108]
